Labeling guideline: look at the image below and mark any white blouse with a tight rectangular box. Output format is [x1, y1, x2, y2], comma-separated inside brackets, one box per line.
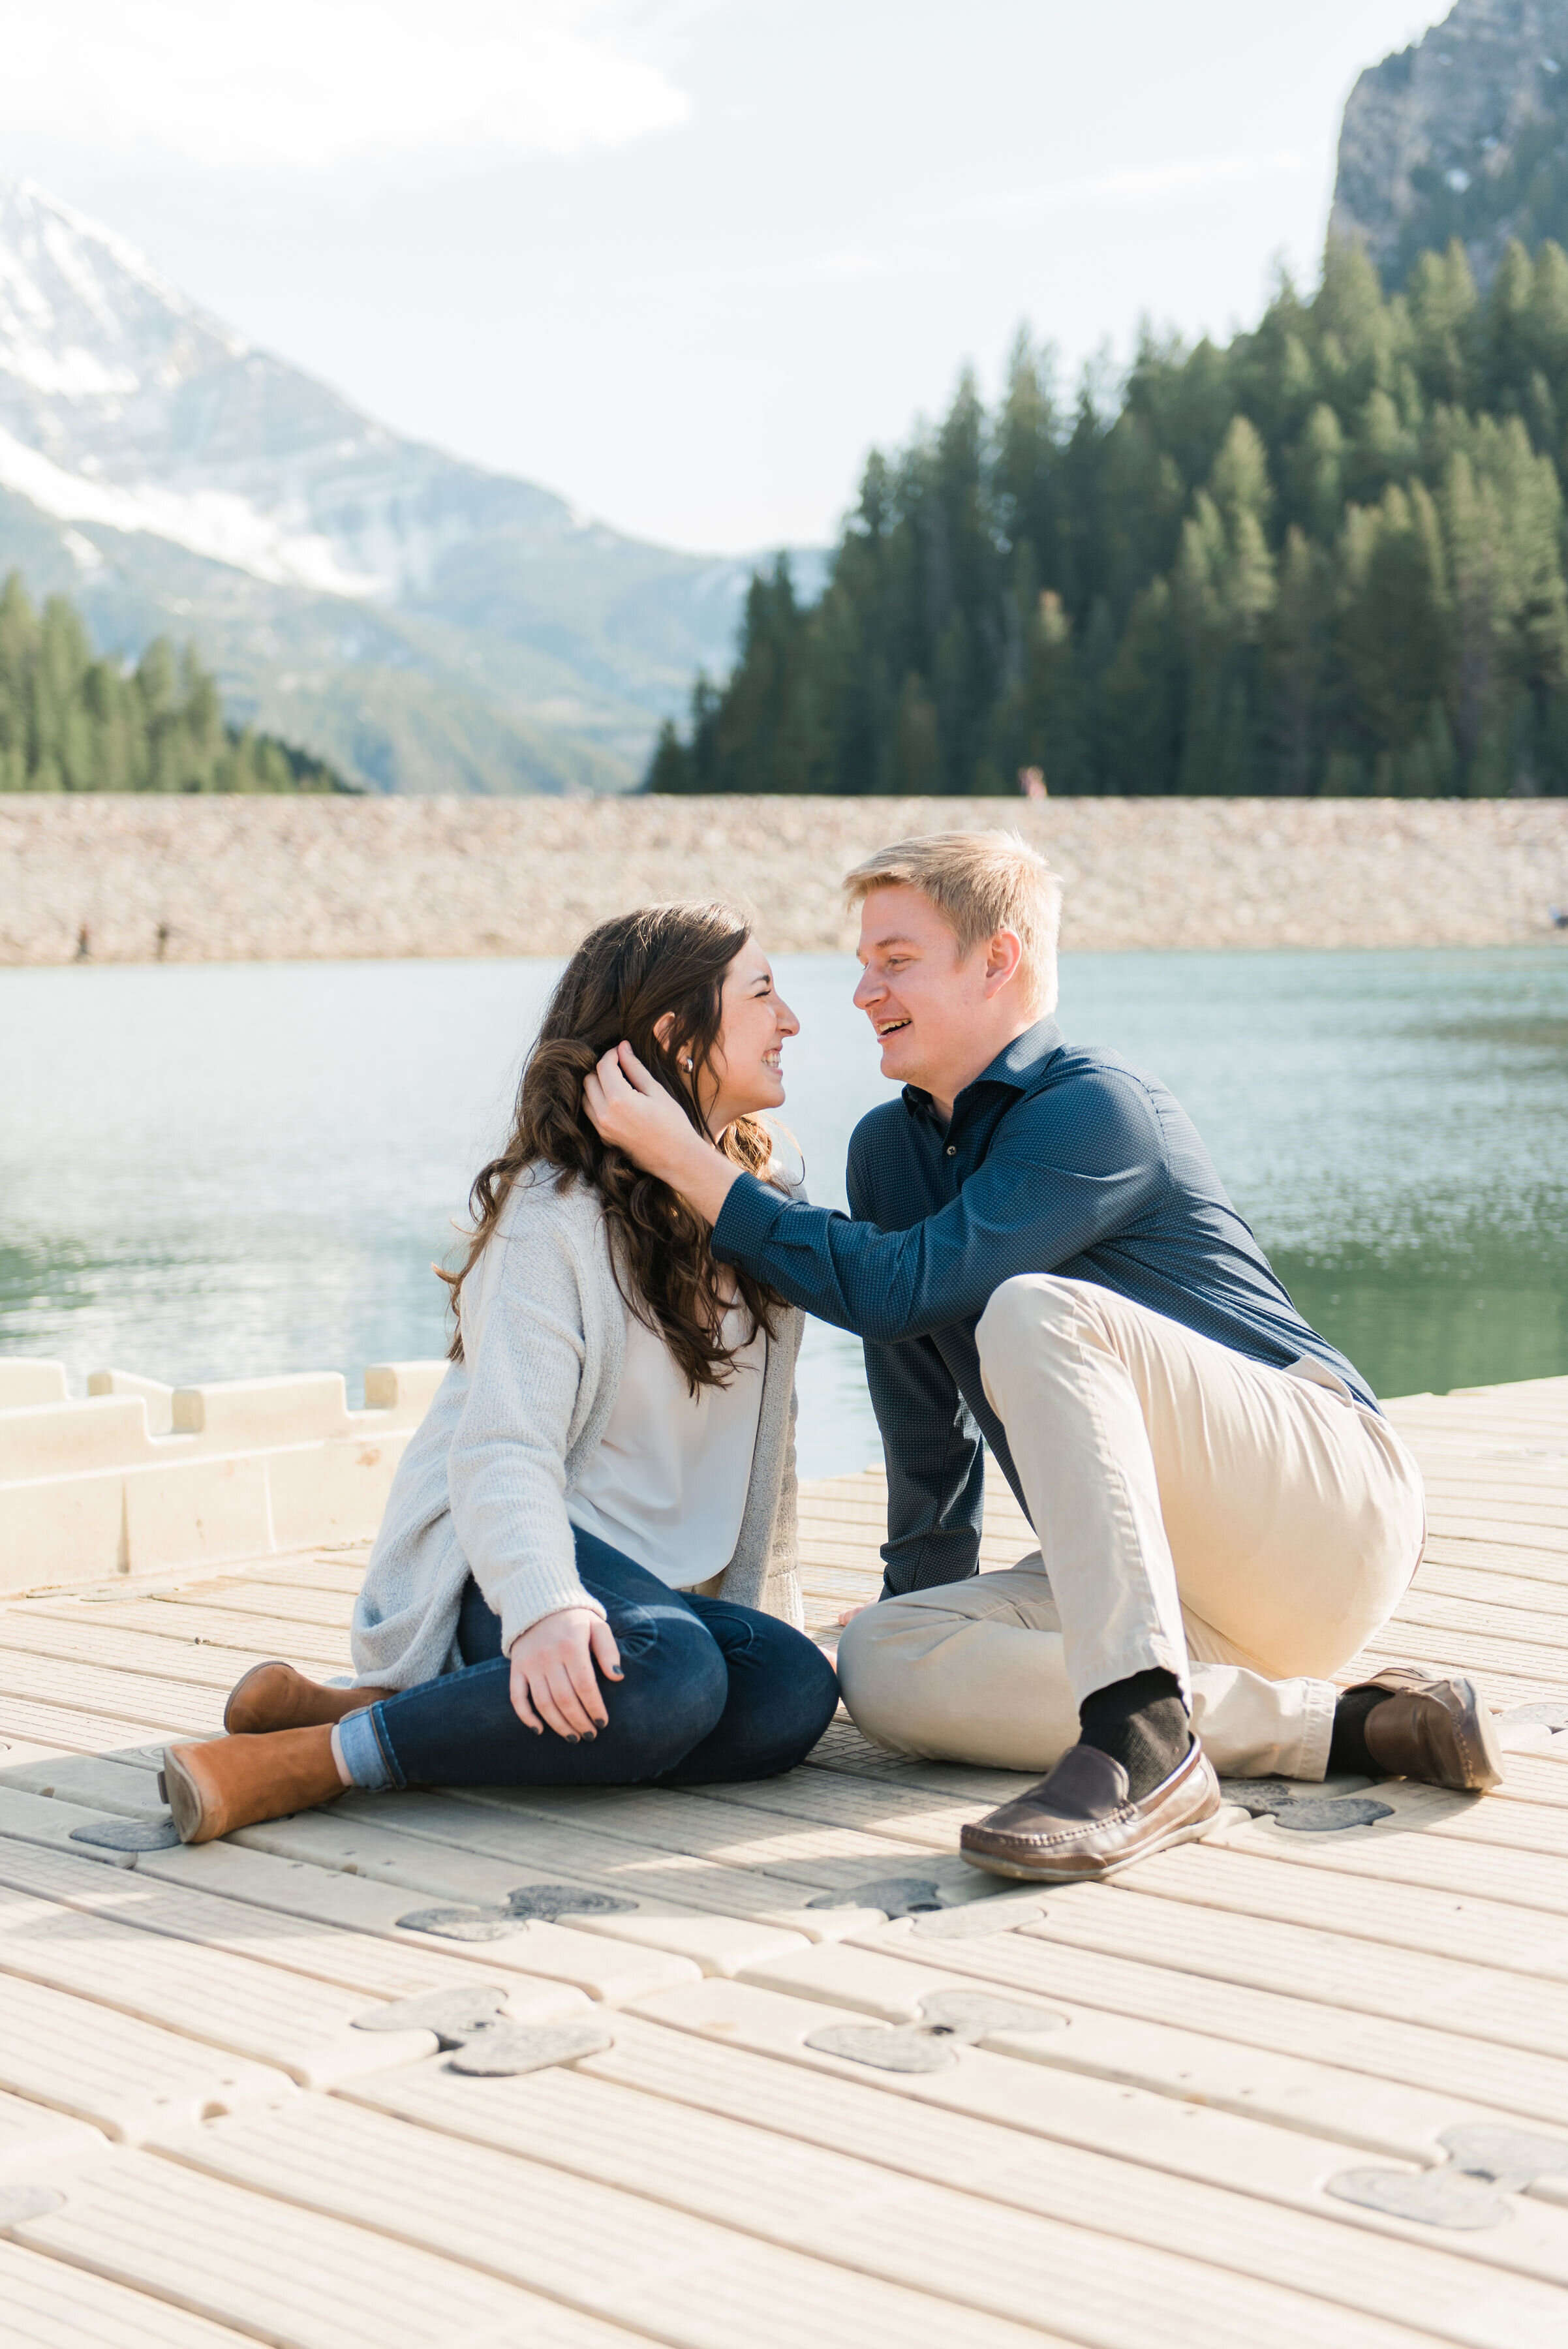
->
[566, 1299, 767, 1589]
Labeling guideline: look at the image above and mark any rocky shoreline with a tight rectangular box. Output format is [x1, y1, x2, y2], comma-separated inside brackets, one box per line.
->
[4, 795, 1567, 964]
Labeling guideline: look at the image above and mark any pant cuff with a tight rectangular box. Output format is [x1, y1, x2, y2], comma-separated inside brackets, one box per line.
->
[337, 1703, 399, 1790]
[1287, 1678, 1337, 1782]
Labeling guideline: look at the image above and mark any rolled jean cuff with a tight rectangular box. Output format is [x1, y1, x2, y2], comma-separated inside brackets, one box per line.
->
[337, 1703, 399, 1791]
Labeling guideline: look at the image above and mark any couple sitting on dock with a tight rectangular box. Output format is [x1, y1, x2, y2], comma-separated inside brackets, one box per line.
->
[161, 831, 1503, 1880]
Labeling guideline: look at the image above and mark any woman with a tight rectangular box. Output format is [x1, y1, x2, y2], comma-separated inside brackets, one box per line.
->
[159, 902, 840, 1844]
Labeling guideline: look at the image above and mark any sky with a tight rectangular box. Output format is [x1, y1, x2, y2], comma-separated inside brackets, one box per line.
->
[0, 0, 1445, 556]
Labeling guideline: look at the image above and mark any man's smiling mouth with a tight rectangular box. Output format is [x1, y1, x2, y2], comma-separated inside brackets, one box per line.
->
[876, 1019, 912, 1037]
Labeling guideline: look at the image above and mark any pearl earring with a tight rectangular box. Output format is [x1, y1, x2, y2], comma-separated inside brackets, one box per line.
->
[681, 1056, 694, 1070]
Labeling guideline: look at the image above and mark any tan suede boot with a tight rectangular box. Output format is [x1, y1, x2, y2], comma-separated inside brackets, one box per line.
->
[223, 1660, 394, 1736]
[161, 1725, 345, 1845]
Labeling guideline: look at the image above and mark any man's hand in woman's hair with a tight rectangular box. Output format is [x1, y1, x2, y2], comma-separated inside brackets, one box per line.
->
[508, 1608, 623, 1740]
[583, 1043, 741, 1228]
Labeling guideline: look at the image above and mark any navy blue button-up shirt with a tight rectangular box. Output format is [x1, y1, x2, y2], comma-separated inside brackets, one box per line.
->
[713, 1015, 1375, 1595]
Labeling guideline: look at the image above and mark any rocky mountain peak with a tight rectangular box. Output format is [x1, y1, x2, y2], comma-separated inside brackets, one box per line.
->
[0, 174, 790, 793]
[1330, 0, 1568, 287]
[0, 177, 243, 407]
[0, 174, 469, 599]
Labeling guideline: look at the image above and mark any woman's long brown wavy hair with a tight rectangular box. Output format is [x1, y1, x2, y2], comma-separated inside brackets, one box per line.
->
[440, 902, 784, 1391]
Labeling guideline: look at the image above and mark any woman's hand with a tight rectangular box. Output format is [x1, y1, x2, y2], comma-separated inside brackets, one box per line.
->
[583, 1043, 741, 1227]
[508, 1607, 622, 1740]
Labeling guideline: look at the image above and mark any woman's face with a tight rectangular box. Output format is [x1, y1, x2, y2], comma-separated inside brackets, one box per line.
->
[701, 946, 799, 1134]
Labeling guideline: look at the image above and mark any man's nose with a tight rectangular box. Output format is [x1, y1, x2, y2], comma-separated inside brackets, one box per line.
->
[853, 970, 882, 1008]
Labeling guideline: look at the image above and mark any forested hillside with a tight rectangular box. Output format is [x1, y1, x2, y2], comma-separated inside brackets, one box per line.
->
[0, 576, 352, 793]
[650, 241, 1568, 798]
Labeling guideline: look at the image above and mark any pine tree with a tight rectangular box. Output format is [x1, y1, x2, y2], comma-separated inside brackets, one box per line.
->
[0, 575, 354, 795]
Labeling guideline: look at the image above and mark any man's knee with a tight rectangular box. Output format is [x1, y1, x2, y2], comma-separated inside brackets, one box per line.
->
[838, 1583, 1075, 1771]
[837, 1599, 902, 1714]
[837, 1595, 949, 1751]
[976, 1272, 1090, 1385]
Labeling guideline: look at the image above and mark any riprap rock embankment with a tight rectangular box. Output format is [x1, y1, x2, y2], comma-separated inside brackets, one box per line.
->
[4, 795, 1567, 963]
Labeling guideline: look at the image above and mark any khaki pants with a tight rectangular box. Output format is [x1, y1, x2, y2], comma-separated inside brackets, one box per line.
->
[837, 1275, 1426, 1782]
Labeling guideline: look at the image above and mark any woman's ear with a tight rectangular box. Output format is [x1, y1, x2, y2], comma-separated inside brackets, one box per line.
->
[653, 1009, 698, 1075]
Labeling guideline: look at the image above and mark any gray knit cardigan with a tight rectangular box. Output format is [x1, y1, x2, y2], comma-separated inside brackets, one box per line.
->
[352, 1163, 805, 1689]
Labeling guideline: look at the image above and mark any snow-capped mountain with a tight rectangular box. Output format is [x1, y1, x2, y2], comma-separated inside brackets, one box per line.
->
[0, 179, 803, 792]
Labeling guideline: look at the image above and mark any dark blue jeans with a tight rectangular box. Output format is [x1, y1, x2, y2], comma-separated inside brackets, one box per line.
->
[365, 1526, 839, 1789]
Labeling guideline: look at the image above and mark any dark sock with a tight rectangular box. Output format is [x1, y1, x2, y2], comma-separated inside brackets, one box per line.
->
[1077, 1668, 1191, 1802]
[1327, 1685, 1383, 1778]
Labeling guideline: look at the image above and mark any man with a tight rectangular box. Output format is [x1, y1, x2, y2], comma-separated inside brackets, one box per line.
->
[585, 832, 1501, 1882]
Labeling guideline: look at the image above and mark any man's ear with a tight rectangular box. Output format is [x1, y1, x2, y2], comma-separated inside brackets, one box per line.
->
[982, 929, 1026, 997]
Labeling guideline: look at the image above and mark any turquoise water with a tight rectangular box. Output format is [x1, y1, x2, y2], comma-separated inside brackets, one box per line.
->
[3, 948, 1567, 1478]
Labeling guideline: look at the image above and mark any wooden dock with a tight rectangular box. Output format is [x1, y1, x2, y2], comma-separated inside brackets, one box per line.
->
[3, 1376, 1568, 2348]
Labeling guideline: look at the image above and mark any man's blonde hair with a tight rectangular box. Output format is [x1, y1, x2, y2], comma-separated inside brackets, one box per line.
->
[843, 830, 1064, 1015]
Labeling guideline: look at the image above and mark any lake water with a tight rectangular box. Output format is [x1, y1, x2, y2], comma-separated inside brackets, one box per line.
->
[3, 947, 1567, 1479]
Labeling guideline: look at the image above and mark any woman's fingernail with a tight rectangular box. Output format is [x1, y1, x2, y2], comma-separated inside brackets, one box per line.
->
[565, 1733, 579, 1745]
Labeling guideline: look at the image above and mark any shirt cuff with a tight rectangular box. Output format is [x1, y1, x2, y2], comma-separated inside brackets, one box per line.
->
[489, 1563, 607, 1654]
[712, 1168, 787, 1263]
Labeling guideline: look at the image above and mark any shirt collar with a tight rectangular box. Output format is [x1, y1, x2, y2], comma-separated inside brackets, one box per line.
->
[902, 1015, 1064, 1119]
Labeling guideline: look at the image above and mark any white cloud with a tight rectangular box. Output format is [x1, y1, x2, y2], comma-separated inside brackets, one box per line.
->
[970, 150, 1316, 221]
[0, 1, 691, 171]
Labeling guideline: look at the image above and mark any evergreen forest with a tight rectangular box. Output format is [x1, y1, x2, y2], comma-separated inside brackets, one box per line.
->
[0, 575, 352, 794]
[649, 239, 1568, 798]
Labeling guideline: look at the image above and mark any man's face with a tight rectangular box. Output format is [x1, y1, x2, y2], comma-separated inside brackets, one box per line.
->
[853, 884, 992, 1096]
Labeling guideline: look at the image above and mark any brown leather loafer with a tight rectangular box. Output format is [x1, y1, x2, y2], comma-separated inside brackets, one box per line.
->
[960, 1738, 1222, 1884]
[161, 1725, 345, 1845]
[224, 1661, 393, 1736]
[1356, 1665, 1505, 1792]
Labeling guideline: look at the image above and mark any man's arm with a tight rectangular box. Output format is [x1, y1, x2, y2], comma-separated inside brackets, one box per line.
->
[583, 1041, 1164, 1345]
[715, 1073, 1164, 1342]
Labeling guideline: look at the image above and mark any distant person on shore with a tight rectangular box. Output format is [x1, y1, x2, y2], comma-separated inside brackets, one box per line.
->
[585, 831, 1503, 1884]
[160, 902, 838, 1844]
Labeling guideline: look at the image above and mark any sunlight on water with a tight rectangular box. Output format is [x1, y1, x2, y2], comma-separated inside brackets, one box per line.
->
[3, 947, 1567, 1479]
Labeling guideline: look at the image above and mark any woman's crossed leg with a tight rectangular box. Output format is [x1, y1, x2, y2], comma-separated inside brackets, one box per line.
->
[353, 1528, 838, 1791]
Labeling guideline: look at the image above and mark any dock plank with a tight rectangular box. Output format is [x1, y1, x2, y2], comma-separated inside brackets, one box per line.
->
[0, 1864, 436, 2086]
[150, 2094, 1420, 2349]
[8, 2154, 621, 2349]
[0, 1973, 292, 2140]
[0, 1610, 351, 1681]
[0, 2089, 103, 2178]
[0, 1813, 592, 2012]
[0, 2237, 262, 2349]
[138, 1835, 703, 2003]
